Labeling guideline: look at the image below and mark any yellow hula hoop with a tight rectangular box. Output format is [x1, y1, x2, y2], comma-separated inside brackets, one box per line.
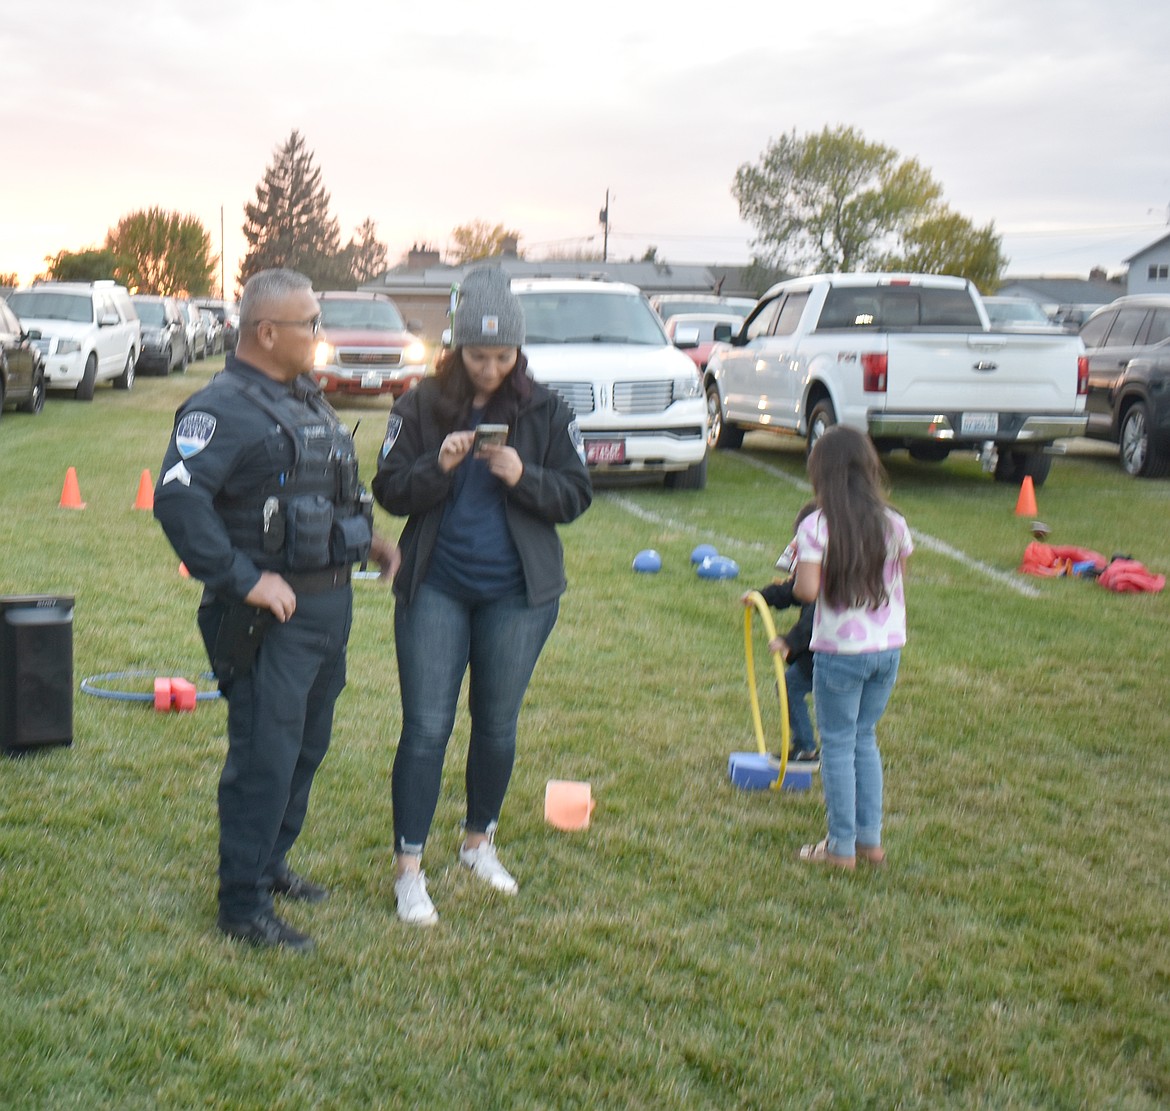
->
[743, 590, 791, 787]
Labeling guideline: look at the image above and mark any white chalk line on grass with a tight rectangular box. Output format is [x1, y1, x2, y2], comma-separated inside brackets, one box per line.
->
[604, 452, 1042, 598]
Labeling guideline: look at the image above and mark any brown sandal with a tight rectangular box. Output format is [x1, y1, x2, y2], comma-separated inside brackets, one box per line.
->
[797, 838, 855, 869]
[857, 845, 886, 866]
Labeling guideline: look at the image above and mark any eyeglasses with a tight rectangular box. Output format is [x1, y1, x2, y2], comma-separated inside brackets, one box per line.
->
[245, 314, 322, 336]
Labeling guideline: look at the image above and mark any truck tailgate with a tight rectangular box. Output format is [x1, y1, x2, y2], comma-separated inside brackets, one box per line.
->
[883, 333, 1082, 411]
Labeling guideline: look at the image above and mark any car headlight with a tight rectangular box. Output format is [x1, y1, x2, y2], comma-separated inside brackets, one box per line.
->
[673, 373, 703, 401]
[313, 341, 336, 368]
[403, 340, 427, 366]
[56, 338, 81, 355]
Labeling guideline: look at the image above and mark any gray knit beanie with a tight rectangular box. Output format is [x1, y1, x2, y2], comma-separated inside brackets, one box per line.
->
[453, 266, 525, 348]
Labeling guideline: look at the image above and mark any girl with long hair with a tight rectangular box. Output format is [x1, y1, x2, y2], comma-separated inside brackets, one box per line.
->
[793, 425, 913, 868]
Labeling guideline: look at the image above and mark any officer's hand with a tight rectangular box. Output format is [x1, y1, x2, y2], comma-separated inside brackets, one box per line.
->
[438, 431, 474, 473]
[369, 533, 401, 581]
[245, 571, 297, 622]
[479, 444, 523, 487]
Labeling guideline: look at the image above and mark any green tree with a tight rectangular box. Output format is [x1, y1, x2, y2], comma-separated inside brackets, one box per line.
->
[345, 218, 388, 286]
[44, 247, 122, 283]
[448, 221, 522, 265]
[240, 130, 342, 287]
[733, 125, 942, 273]
[106, 209, 215, 295]
[880, 207, 1006, 292]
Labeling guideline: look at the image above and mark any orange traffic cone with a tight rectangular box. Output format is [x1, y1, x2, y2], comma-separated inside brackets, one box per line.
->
[133, 469, 154, 510]
[1015, 475, 1038, 517]
[59, 466, 86, 510]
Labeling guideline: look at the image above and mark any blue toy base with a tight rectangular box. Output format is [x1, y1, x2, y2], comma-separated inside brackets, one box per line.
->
[728, 752, 813, 792]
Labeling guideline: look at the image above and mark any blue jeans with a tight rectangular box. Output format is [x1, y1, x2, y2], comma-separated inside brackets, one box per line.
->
[813, 649, 900, 858]
[785, 661, 815, 752]
[392, 583, 559, 856]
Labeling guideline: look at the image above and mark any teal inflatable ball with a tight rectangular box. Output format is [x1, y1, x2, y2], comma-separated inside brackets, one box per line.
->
[696, 555, 739, 580]
[632, 549, 663, 573]
[690, 543, 719, 564]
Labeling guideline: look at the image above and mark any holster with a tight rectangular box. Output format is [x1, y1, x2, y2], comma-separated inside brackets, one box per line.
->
[201, 600, 275, 684]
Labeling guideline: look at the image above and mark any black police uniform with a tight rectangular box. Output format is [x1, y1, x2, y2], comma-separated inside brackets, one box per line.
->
[154, 352, 372, 921]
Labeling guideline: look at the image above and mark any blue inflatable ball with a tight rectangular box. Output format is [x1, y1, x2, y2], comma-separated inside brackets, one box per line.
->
[690, 543, 719, 564]
[696, 555, 739, 580]
[632, 549, 663, 573]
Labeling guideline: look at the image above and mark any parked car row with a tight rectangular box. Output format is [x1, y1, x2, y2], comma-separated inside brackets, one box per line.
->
[1, 280, 239, 401]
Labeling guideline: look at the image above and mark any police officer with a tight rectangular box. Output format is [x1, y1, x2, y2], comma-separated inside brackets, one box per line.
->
[155, 268, 397, 952]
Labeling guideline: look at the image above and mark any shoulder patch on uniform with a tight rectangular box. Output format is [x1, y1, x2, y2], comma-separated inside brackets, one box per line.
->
[381, 414, 403, 458]
[568, 419, 586, 464]
[175, 411, 217, 458]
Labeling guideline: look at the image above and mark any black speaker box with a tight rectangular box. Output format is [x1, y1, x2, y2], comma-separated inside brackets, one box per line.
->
[0, 595, 74, 755]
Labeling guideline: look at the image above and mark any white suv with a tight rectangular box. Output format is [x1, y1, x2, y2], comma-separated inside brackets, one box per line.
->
[7, 281, 141, 399]
[513, 279, 709, 489]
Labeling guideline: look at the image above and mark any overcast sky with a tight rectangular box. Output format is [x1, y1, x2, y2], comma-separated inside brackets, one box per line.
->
[4, 0, 1168, 292]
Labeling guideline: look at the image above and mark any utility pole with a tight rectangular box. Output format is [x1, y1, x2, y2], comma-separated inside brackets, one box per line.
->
[598, 189, 610, 262]
[219, 205, 225, 299]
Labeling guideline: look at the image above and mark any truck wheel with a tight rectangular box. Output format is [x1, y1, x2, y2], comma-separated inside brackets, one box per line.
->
[114, 351, 135, 391]
[1119, 402, 1170, 478]
[664, 453, 708, 491]
[908, 442, 951, 463]
[705, 381, 743, 449]
[75, 353, 97, 401]
[994, 451, 1052, 486]
[806, 399, 836, 455]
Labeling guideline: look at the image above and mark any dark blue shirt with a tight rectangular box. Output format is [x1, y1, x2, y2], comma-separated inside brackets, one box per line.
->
[425, 410, 525, 601]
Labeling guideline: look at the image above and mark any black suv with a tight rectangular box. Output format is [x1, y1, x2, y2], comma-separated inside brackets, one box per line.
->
[1080, 295, 1170, 477]
[0, 297, 46, 417]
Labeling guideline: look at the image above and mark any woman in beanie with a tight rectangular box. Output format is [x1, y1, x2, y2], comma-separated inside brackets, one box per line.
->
[372, 266, 593, 925]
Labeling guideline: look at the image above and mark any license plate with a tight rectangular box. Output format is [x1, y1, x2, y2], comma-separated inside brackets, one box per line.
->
[586, 439, 625, 464]
[961, 412, 998, 435]
[361, 370, 383, 389]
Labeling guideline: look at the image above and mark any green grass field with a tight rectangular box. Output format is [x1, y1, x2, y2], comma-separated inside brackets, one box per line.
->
[2, 360, 1168, 1108]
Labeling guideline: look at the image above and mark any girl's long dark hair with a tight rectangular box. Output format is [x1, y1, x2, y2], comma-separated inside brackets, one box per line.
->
[431, 346, 533, 432]
[807, 426, 892, 610]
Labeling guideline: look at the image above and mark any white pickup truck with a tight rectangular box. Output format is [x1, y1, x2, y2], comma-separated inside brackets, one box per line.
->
[703, 273, 1088, 484]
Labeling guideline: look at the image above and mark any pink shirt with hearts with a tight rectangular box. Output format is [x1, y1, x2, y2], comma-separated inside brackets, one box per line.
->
[797, 508, 913, 655]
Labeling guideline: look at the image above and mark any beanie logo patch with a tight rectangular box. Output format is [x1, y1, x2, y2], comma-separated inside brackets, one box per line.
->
[481, 314, 500, 337]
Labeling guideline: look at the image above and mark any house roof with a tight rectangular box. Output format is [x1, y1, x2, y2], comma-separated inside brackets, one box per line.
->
[995, 276, 1124, 305]
[1124, 230, 1170, 263]
[360, 256, 759, 298]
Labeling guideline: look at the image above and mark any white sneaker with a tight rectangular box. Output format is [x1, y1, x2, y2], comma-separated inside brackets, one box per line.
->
[459, 840, 519, 895]
[394, 870, 438, 925]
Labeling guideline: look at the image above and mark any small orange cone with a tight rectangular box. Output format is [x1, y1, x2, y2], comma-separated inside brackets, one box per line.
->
[59, 467, 86, 510]
[1015, 475, 1038, 517]
[133, 469, 154, 510]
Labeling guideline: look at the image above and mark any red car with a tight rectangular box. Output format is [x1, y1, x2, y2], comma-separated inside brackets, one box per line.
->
[312, 291, 428, 398]
[664, 312, 745, 372]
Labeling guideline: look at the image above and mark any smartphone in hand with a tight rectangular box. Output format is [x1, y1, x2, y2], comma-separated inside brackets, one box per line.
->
[473, 423, 509, 457]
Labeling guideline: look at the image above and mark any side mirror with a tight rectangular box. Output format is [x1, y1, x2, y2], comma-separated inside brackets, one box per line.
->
[673, 326, 700, 349]
[712, 323, 734, 343]
[407, 319, 423, 334]
[98, 312, 120, 327]
[26, 328, 41, 341]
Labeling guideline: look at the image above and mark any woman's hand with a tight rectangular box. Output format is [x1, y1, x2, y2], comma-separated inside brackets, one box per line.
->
[438, 431, 474, 473]
[478, 444, 524, 487]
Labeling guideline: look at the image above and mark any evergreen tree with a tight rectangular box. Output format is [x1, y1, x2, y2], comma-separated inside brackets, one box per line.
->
[240, 130, 342, 287]
[346, 218, 388, 286]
